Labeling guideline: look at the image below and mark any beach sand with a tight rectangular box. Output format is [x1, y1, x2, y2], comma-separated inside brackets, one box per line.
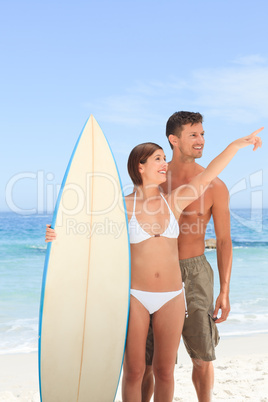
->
[1, 334, 267, 401]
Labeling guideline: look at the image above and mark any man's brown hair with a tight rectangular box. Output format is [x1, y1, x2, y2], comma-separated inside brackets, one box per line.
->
[166, 111, 203, 149]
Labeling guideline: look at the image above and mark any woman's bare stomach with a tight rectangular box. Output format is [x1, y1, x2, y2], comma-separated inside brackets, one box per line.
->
[130, 239, 182, 292]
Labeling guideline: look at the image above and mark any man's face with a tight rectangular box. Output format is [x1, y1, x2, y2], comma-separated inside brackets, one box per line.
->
[175, 122, 205, 159]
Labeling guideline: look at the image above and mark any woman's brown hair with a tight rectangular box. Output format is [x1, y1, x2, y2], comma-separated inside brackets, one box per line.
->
[127, 142, 163, 186]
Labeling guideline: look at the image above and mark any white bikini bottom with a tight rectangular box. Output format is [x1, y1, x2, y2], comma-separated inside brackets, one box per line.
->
[130, 283, 188, 316]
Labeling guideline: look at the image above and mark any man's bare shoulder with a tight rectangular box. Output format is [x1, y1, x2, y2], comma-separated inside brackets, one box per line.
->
[193, 163, 228, 190]
[210, 176, 229, 194]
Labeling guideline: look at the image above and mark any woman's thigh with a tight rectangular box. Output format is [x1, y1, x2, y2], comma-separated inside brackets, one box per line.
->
[124, 296, 150, 371]
[152, 293, 185, 367]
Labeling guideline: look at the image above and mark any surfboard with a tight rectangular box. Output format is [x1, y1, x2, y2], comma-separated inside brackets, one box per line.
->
[38, 115, 130, 402]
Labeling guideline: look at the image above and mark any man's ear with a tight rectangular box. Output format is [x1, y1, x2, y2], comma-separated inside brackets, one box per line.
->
[168, 134, 178, 147]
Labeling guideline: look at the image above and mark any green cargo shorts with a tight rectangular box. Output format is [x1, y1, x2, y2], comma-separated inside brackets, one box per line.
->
[145, 254, 220, 364]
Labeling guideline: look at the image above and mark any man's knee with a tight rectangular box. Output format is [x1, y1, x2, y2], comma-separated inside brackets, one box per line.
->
[192, 358, 213, 375]
[143, 365, 153, 380]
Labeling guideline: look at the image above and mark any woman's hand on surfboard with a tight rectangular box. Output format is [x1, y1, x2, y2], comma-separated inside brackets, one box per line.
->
[231, 127, 263, 151]
[45, 225, 57, 243]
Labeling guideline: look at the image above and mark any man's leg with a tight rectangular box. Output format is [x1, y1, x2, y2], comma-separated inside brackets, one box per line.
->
[192, 359, 214, 402]
[141, 366, 154, 402]
[180, 256, 220, 402]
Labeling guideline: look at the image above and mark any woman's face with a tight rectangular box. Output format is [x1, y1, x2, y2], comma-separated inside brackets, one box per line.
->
[139, 149, 168, 185]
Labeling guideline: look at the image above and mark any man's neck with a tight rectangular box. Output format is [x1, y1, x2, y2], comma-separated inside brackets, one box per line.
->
[168, 154, 200, 181]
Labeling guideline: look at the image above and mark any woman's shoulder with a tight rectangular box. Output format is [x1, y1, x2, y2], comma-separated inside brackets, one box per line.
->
[125, 192, 135, 201]
[125, 192, 135, 217]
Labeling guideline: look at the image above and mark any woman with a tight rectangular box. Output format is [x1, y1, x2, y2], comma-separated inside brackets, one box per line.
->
[46, 128, 263, 401]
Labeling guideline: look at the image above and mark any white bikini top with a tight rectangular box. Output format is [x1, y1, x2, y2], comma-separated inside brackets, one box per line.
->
[129, 192, 180, 244]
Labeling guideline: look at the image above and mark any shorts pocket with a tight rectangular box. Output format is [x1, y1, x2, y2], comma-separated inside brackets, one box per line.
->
[208, 313, 220, 348]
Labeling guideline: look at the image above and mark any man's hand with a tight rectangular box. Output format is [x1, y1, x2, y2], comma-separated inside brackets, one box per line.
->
[213, 292, 230, 323]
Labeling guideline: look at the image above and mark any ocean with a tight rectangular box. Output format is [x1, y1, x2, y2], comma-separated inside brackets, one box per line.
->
[0, 210, 267, 355]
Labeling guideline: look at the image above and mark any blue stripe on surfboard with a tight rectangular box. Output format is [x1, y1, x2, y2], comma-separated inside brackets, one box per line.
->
[99, 121, 131, 402]
[38, 117, 89, 402]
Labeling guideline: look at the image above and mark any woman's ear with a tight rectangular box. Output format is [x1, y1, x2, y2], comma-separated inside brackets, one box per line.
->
[138, 163, 144, 174]
[169, 134, 178, 147]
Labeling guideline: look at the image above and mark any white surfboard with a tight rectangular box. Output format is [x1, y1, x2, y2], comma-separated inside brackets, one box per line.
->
[38, 116, 130, 402]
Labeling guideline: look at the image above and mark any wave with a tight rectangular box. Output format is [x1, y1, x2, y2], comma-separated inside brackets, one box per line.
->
[232, 240, 268, 248]
[0, 342, 37, 355]
[205, 240, 268, 249]
[227, 313, 268, 323]
[27, 245, 47, 251]
[231, 298, 268, 309]
[0, 318, 38, 355]
[1, 317, 38, 331]
[220, 328, 268, 337]
[7, 214, 52, 219]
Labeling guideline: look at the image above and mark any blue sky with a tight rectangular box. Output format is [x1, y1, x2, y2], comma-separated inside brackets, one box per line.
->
[1, 0, 267, 213]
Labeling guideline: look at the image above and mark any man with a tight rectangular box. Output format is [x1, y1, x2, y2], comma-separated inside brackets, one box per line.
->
[142, 111, 232, 402]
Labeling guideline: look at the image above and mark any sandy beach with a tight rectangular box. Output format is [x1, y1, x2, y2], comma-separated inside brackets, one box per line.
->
[0, 334, 267, 401]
